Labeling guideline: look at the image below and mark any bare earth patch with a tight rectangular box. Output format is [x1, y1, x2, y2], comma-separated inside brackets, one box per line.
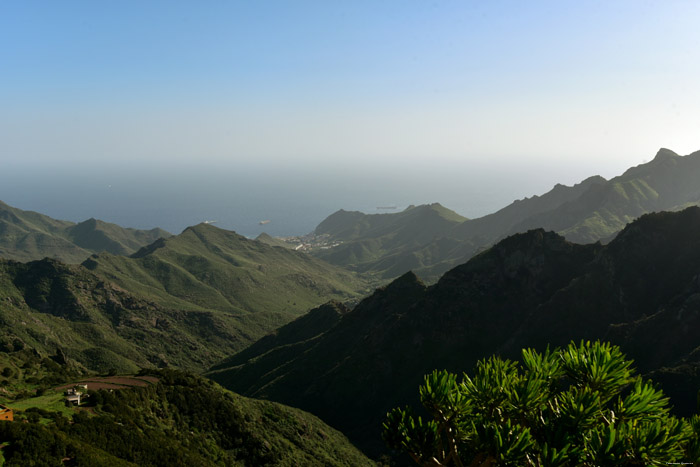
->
[55, 375, 159, 392]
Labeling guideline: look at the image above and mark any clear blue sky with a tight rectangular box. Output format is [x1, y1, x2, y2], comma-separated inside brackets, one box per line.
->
[2, 1, 700, 183]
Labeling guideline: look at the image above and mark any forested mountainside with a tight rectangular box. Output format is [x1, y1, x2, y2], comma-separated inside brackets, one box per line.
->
[311, 148, 700, 282]
[0, 369, 371, 466]
[210, 207, 700, 455]
[0, 223, 368, 374]
[0, 200, 171, 263]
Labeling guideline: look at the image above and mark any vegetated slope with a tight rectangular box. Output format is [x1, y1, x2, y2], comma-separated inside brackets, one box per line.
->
[65, 217, 171, 257]
[0, 257, 256, 373]
[255, 232, 296, 249]
[313, 203, 473, 280]
[311, 148, 700, 282]
[316, 203, 467, 241]
[496, 148, 700, 243]
[0, 200, 170, 263]
[209, 207, 700, 456]
[0, 370, 372, 466]
[456, 148, 700, 245]
[451, 174, 608, 243]
[85, 223, 368, 317]
[209, 300, 351, 376]
[0, 224, 368, 374]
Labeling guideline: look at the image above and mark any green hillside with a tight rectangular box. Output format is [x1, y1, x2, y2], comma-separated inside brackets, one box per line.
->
[65, 218, 171, 256]
[0, 223, 368, 374]
[0, 201, 171, 263]
[451, 174, 608, 242]
[0, 369, 371, 466]
[313, 203, 471, 280]
[210, 207, 700, 456]
[0, 257, 249, 373]
[455, 148, 700, 245]
[504, 148, 700, 242]
[86, 223, 369, 317]
[310, 148, 700, 282]
[316, 203, 466, 244]
[255, 232, 296, 249]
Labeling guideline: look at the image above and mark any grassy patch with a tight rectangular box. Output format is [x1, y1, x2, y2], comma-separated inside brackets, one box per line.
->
[4, 390, 75, 418]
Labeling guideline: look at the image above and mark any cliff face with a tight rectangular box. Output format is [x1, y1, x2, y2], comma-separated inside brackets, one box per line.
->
[211, 206, 700, 455]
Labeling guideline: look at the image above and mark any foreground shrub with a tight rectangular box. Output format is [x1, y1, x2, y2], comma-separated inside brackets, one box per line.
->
[383, 340, 700, 466]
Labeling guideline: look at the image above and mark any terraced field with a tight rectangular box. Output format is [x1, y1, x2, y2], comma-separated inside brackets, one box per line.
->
[55, 375, 159, 391]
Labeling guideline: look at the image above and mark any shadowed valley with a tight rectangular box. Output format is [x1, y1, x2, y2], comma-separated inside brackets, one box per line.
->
[210, 207, 700, 456]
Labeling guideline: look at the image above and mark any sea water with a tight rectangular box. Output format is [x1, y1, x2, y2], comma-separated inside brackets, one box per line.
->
[0, 164, 568, 238]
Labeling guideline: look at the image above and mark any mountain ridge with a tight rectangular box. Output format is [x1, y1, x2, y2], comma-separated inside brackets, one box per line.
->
[210, 206, 700, 455]
[0, 222, 369, 374]
[309, 147, 700, 282]
[0, 201, 171, 263]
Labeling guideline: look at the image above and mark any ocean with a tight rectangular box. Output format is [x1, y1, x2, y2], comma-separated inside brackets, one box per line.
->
[1, 164, 567, 238]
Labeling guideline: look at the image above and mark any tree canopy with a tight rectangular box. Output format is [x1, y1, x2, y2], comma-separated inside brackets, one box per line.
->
[383, 340, 700, 466]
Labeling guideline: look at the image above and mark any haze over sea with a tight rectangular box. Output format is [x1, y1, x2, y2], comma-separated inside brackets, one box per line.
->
[1, 159, 609, 238]
[3, 2, 699, 238]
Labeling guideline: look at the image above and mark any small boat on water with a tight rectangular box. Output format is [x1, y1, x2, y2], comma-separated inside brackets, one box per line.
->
[259, 220, 271, 225]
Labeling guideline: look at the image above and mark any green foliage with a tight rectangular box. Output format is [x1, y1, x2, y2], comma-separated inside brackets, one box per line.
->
[0, 370, 371, 466]
[90, 222, 368, 317]
[313, 203, 472, 282]
[0, 220, 369, 374]
[311, 150, 700, 282]
[383, 341, 698, 466]
[0, 200, 170, 263]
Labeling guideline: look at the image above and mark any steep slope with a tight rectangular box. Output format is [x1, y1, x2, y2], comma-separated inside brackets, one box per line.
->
[500, 148, 700, 242]
[0, 201, 89, 263]
[209, 300, 351, 373]
[255, 232, 296, 249]
[210, 207, 700, 455]
[0, 224, 368, 373]
[455, 148, 700, 245]
[0, 370, 371, 466]
[451, 174, 608, 243]
[0, 200, 170, 263]
[311, 148, 700, 282]
[0, 257, 264, 372]
[313, 203, 472, 280]
[86, 223, 369, 317]
[65, 218, 170, 256]
[316, 203, 467, 242]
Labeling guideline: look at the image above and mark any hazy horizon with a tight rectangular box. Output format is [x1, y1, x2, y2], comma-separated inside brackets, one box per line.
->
[2, 2, 699, 234]
[0, 146, 691, 236]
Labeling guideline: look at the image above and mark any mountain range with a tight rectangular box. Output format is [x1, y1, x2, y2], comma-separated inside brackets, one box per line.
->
[3, 146, 700, 463]
[311, 148, 700, 281]
[0, 223, 368, 374]
[209, 206, 700, 456]
[0, 200, 171, 263]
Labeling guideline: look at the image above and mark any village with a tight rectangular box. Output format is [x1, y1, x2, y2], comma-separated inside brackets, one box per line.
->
[278, 233, 343, 252]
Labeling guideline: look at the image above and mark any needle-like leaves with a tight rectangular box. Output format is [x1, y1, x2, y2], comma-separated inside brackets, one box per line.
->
[383, 340, 698, 466]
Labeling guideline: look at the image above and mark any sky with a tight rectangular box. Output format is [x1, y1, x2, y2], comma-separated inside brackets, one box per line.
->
[2, 1, 700, 230]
